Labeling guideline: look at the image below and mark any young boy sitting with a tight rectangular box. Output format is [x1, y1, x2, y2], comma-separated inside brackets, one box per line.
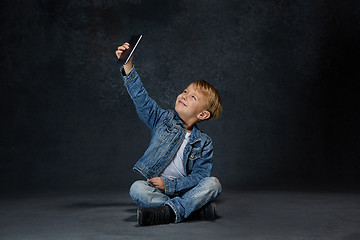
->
[115, 42, 222, 226]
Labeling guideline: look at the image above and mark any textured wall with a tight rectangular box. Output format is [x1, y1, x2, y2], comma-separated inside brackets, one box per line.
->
[1, 0, 359, 192]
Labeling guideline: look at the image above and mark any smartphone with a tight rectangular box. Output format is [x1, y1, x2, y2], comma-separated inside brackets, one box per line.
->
[118, 35, 142, 65]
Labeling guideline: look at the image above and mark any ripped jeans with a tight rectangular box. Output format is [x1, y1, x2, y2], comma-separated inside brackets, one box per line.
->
[129, 177, 222, 223]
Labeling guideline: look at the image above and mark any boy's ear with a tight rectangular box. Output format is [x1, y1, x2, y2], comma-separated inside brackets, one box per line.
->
[197, 110, 211, 121]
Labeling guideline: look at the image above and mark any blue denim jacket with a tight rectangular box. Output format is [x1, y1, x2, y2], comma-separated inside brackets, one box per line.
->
[121, 67, 214, 196]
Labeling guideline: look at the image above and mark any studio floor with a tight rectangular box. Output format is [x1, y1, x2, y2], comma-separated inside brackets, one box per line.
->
[1, 189, 360, 240]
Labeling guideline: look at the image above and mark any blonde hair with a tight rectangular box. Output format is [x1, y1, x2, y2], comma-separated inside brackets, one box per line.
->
[191, 80, 222, 120]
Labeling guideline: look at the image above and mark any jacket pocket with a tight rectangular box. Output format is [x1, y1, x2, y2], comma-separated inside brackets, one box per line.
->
[186, 149, 201, 173]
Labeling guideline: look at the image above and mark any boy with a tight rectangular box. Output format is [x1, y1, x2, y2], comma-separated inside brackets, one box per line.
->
[115, 42, 222, 226]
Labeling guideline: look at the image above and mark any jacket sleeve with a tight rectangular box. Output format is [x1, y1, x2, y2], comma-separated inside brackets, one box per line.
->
[163, 138, 214, 196]
[121, 66, 167, 131]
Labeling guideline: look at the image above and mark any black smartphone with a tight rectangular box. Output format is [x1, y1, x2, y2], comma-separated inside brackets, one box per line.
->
[118, 35, 142, 65]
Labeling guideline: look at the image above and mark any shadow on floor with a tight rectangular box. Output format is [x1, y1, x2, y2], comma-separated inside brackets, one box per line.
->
[124, 209, 137, 223]
[63, 202, 136, 209]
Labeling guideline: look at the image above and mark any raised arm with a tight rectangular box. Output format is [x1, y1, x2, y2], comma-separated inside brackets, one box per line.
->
[115, 43, 167, 130]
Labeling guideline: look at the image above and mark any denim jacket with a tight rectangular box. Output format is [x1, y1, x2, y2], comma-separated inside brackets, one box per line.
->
[121, 67, 214, 196]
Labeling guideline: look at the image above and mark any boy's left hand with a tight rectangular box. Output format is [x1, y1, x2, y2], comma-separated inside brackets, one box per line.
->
[148, 177, 165, 191]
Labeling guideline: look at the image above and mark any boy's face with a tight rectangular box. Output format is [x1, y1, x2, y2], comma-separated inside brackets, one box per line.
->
[175, 84, 209, 122]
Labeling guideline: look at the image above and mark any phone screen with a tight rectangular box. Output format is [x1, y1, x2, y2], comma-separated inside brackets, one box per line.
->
[118, 35, 142, 65]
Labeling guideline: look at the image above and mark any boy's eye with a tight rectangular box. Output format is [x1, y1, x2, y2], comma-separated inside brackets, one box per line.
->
[192, 96, 197, 100]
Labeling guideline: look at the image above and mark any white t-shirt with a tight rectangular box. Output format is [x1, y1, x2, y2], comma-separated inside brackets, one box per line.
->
[160, 132, 191, 180]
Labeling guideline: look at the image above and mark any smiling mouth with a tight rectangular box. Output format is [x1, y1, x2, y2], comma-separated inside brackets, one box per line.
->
[178, 100, 187, 106]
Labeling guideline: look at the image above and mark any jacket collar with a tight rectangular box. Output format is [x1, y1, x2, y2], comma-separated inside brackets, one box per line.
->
[173, 110, 201, 144]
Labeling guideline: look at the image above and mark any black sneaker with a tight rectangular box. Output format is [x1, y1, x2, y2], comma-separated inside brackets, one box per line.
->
[187, 202, 218, 221]
[137, 205, 175, 226]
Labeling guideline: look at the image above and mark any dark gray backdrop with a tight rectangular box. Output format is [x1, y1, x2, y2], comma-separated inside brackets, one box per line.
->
[1, 0, 359, 192]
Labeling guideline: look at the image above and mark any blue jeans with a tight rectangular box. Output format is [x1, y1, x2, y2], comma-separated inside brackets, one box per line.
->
[129, 177, 222, 223]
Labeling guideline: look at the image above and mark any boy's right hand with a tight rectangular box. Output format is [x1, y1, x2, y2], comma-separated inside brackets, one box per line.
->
[115, 42, 133, 75]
